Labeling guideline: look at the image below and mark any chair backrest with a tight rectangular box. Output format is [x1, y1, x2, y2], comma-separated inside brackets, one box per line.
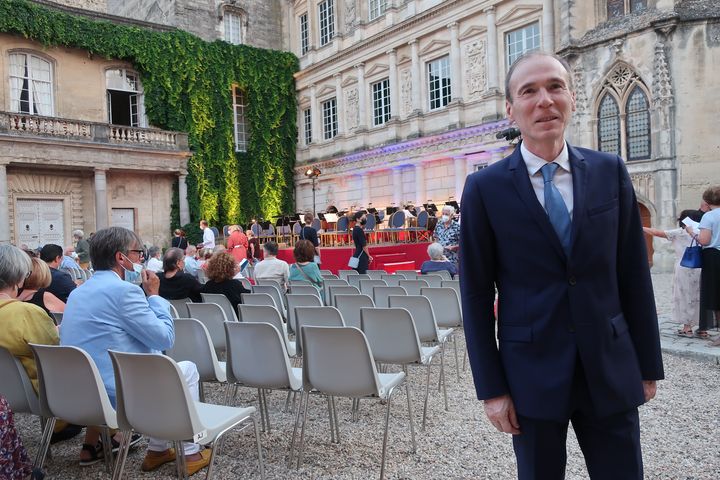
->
[292, 221, 302, 235]
[168, 303, 180, 319]
[373, 285, 407, 308]
[419, 274, 443, 288]
[335, 294, 374, 329]
[388, 295, 439, 342]
[237, 304, 293, 354]
[109, 351, 200, 441]
[251, 223, 262, 237]
[365, 270, 386, 280]
[201, 293, 239, 322]
[301, 326, 380, 397]
[338, 270, 359, 281]
[224, 322, 300, 390]
[426, 269, 452, 281]
[186, 303, 229, 354]
[252, 285, 286, 315]
[417, 210, 429, 228]
[257, 278, 283, 292]
[360, 308, 423, 364]
[396, 270, 419, 279]
[390, 211, 405, 228]
[239, 277, 253, 290]
[30, 344, 117, 428]
[363, 213, 376, 231]
[347, 273, 370, 288]
[311, 218, 321, 231]
[398, 279, 429, 295]
[0, 346, 39, 415]
[319, 269, 332, 275]
[327, 285, 360, 307]
[168, 297, 192, 318]
[286, 293, 322, 333]
[441, 280, 461, 300]
[337, 215, 349, 231]
[322, 278, 349, 304]
[379, 274, 401, 286]
[241, 292, 278, 311]
[295, 306, 345, 355]
[289, 284, 322, 300]
[50, 312, 63, 325]
[165, 318, 225, 382]
[320, 273, 339, 280]
[359, 279, 387, 295]
[421, 287, 463, 328]
[289, 279, 312, 286]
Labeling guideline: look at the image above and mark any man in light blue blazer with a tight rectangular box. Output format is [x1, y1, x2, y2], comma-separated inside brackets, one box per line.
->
[460, 53, 664, 479]
[61, 227, 211, 474]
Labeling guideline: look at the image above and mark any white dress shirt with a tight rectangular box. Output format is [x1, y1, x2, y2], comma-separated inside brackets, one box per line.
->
[201, 227, 216, 249]
[521, 141, 574, 219]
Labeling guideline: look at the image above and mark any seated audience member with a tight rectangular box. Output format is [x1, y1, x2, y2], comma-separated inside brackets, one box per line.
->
[200, 252, 250, 312]
[61, 227, 210, 473]
[61, 246, 81, 271]
[253, 241, 289, 291]
[183, 245, 200, 278]
[199, 249, 214, 270]
[73, 230, 91, 270]
[420, 242, 458, 279]
[433, 205, 461, 265]
[159, 248, 202, 303]
[39, 244, 76, 303]
[17, 256, 66, 316]
[171, 229, 188, 250]
[145, 246, 163, 272]
[289, 240, 324, 299]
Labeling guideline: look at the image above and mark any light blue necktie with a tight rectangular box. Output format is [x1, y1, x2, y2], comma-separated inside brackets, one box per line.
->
[540, 162, 571, 253]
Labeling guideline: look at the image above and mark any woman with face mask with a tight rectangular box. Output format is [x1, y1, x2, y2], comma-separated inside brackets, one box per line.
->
[433, 205, 461, 265]
[350, 211, 372, 274]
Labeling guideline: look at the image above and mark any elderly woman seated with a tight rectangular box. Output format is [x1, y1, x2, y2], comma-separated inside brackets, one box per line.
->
[158, 247, 202, 303]
[420, 242, 458, 279]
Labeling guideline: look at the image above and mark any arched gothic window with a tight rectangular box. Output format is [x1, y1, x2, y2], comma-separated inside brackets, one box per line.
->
[595, 64, 651, 161]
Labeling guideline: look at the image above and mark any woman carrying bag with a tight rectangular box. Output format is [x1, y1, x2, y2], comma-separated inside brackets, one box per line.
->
[349, 211, 372, 274]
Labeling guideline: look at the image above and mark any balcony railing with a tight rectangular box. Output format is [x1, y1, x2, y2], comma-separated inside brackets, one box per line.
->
[0, 111, 188, 151]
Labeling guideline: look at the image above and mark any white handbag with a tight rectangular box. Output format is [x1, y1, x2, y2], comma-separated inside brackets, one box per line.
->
[348, 251, 362, 268]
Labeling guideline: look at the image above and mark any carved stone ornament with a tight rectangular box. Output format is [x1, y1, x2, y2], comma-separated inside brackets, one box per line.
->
[400, 69, 412, 115]
[345, 88, 359, 130]
[345, 0, 356, 33]
[630, 172, 655, 203]
[652, 42, 672, 103]
[464, 40, 487, 101]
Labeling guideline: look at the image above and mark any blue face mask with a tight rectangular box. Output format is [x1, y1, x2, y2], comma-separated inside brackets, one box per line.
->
[121, 254, 144, 285]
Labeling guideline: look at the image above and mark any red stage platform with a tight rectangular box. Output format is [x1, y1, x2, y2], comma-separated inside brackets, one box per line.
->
[276, 242, 431, 274]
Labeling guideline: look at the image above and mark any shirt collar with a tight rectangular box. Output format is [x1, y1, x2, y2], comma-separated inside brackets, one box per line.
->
[521, 141, 570, 176]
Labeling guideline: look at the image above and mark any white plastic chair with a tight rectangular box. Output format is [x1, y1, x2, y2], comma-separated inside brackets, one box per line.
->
[238, 304, 296, 357]
[322, 279, 349, 306]
[201, 293, 239, 322]
[441, 280, 461, 304]
[379, 274, 402, 287]
[395, 270, 418, 279]
[166, 318, 228, 402]
[293, 306, 345, 355]
[360, 307, 441, 429]
[252, 285, 287, 318]
[290, 284, 322, 301]
[422, 287, 464, 379]
[359, 279, 387, 296]
[347, 273, 370, 288]
[373, 285, 407, 308]
[320, 273, 338, 280]
[290, 326, 413, 480]
[169, 297, 193, 318]
[419, 274, 443, 288]
[398, 279, 429, 295]
[187, 303, 230, 357]
[286, 293, 323, 334]
[427, 269, 452, 281]
[30, 344, 117, 473]
[366, 270, 387, 280]
[225, 322, 302, 433]
[334, 294, 374, 329]
[327, 285, 360, 307]
[109, 351, 265, 480]
[338, 270, 359, 281]
[241, 292, 278, 311]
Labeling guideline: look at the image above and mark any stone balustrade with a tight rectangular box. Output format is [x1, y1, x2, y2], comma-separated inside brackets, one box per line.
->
[0, 111, 188, 151]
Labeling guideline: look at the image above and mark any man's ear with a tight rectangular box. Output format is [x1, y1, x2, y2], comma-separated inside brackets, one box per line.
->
[505, 99, 514, 121]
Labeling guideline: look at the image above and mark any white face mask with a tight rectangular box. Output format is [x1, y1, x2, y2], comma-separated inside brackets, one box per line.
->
[441, 215, 450, 223]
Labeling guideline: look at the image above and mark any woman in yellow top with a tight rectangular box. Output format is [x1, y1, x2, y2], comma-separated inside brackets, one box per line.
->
[0, 244, 59, 393]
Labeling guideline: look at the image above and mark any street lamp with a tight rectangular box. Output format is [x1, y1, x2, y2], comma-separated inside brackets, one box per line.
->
[304, 167, 321, 217]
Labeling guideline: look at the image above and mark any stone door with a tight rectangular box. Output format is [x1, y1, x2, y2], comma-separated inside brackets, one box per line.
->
[111, 208, 135, 231]
[15, 199, 65, 249]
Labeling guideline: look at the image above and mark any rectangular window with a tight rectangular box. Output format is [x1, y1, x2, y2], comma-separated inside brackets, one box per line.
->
[303, 108, 312, 145]
[369, 0, 387, 21]
[319, 0, 335, 46]
[372, 78, 391, 126]
[427, 56, 451, 111]
[233, 87, 248, 152]
[9, 53, 54, 116]
[322, 98, 337, 140]
[505, 22, 541, 67]
[299, 13, 309, 55]
[224, 12, 242, 45]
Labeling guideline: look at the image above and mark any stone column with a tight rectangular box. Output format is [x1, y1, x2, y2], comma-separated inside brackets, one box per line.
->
[410, 39, 422, 113]
[0, 162, 10, 244]
[356, 63, 367, 130]
[485, 6, 498, 91]
[415, 163, 426, 206]
[448, 22, 462, 102]
[310, 84, 320, 143]
[334, 73, 345, 136]
[94, 168, 109, 230]
[542, 0, 555, 52]
[178, 172, 190, 226]
[388, 49, 399, 119]
[360, 172, 370, 207]
[392, 168, 403, 207]
[454, 156, 467, 201]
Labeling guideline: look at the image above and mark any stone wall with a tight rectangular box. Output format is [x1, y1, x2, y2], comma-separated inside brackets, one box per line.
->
[47, 0, 107, 12]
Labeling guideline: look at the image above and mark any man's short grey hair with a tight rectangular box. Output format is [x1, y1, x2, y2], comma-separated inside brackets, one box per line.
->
[147, 246, 161, 259]
[185, 245, 197, 255]
[427, 242, 445, 261]
[72, 229, 84, 239]
[89, 227, 144, 271]
[505, 51, 573, 103]
[0, 244, 32, 290]
[442, 205, 455, 215]
[163, 247, 185, 272]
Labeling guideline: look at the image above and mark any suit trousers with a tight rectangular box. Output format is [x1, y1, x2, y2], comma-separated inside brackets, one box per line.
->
[512, 359, 643, 480]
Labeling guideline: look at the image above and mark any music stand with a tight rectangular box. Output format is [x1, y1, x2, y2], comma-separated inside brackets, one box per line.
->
[317, 213, 326, 221]
[324, 213, 339, 223]
[445, 201, 460, 213]
[386, 206, 399, 215]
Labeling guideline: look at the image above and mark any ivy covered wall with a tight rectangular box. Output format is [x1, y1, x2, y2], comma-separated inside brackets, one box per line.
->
[0, 0, 298, 226]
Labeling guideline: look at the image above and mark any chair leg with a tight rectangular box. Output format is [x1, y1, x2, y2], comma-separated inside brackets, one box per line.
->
[288, 391, 305, 467]
[453, 335, 461, 382]
[223, 383, 233, 405]
[251, 416, 266, 480]
[174, 440, 189, 480]
[199, 382, 206, 403]
[331, 396, 340, 443]
[257, 389, 267, 433]
[100, 427, 114, 474]
[284, 391, 292, 413]
[379, 392, 394, 480]
[326, 395, 336, 443]
[403, 368, 416, 454]
[263, 390, 271, 433]
[297, 392, 311, 469]
[111, 429, 132, 480]
[422, 361, 432, 431]
[463, 348, 468, 371]
[439, 343, 449, 411]
[34, 416, 55, 470]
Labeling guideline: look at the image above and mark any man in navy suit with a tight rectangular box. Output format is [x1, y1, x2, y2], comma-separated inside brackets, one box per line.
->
[459, 52, 664, 479]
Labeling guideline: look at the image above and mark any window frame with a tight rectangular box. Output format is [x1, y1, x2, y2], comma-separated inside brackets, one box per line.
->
[223, 10, 243, 45]
[299, 12, 309, 55]
[233, 86, 248, 152]
[505, 21, 541, 68]
[595, 82, 651, 162]
[303, 107, 312, 145]
[105, 67, 145, 127]
[426, 55, 452, 112]
[321, 97, 338, 140]
[8, 51, 55, 116]
[371, 77, 391, 126]
[318, 0, 335, 47]
[607, 0, 647, 19]
[369, 0, 387, 21]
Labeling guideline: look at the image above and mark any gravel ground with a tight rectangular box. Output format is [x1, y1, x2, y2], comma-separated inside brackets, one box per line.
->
[13, 272, 720, 479]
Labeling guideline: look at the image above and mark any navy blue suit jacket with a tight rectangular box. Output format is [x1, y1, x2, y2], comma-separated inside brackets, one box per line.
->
[459, 143, 664, 421]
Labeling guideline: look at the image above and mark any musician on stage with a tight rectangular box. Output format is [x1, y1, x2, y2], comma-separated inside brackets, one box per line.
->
[433, 205, 461, 265]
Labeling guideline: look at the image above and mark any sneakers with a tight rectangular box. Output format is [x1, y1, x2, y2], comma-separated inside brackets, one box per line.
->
[141, 448, 212, 476]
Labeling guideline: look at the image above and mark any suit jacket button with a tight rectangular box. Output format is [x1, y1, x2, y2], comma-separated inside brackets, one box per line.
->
[568, 276, 577, 286]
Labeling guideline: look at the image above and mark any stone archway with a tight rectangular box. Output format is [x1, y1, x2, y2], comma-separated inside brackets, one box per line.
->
[638, 202, 653, 266]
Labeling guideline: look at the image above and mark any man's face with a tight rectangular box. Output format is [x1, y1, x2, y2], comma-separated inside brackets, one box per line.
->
[199, 222, 204, 230]
[505, 56, 576, 150]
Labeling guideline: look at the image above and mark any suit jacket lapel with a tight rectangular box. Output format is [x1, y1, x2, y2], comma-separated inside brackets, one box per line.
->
[568, 144, 587, 258]
[508, 145, 566, 261]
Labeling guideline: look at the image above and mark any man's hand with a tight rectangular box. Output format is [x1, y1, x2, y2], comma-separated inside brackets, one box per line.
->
[484, 394, 521, 434]
[642, 380, 657, 402]
[142, 269, 160, 297]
